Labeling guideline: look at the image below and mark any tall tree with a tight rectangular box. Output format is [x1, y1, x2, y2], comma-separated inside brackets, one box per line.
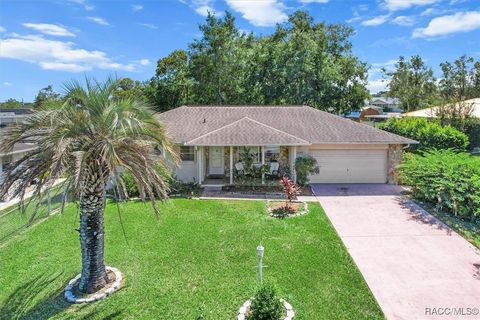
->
[33, 85, 62, 109]
[145, 50, 191, 112]
[439, 55, 479, 101]
[189, 11, 247, 104]
[0, 78, 178, 294]
[384, 55, 437, 111]
[258, 11, 369, 113]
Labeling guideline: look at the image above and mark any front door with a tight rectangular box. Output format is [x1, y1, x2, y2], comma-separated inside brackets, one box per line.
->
[209, 146, 224, 175]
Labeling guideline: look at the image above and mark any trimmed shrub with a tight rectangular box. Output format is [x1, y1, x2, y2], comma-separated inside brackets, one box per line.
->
[379, 117, 469, 152]
[400, 149, 480, 221]
[295, 155, 319, 186]
[249, 283, 283, 320]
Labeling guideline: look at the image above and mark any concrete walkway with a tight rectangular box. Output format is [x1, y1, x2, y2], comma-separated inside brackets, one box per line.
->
[312, 184, 480, 320]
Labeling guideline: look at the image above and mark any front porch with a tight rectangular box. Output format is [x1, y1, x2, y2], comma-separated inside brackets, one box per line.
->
[195, 145, 299, 187]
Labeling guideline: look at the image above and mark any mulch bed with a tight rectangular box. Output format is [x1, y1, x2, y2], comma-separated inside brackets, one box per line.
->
[222, 185, 314, 196]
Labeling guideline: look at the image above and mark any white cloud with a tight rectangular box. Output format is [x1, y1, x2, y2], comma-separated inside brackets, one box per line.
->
[391, 15, 415, 26]
[87, 16, 110, 26]
[0, 34, 135, 72]
[413, 11, 480, 38]
[0, 26, 5, 33]
[383, 0, 439, 11]
[67, 0, 94, 11]
[361, 15, 389, 26]
[195, 5, 216, 16]
[367, 79, 390, 94]
[132, 4, 143, 12]
[23, 23, 75, 37]
[225, 0, 287, 27]
[299, 0, 329, 3]
[2, 82, 12, 87]
[139, 59, 151, 66]
[140, 23, 159, 29]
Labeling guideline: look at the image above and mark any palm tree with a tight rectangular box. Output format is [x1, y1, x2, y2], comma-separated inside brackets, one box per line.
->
[0, 77, 178, 294]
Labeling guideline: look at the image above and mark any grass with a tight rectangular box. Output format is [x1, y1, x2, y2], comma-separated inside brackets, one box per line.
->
[0, 186, 65, 245]
[0, 199, 383, 319]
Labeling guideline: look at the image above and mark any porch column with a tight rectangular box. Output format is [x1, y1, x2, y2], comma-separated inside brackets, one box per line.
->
[229, 146, 233, 185]
[197, 147, 203, 184]
[261, 146, 265, 184]
[290, 146, 297, 182]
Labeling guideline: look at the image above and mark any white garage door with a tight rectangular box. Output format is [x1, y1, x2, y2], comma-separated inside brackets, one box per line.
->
[309, 149, 387, 183]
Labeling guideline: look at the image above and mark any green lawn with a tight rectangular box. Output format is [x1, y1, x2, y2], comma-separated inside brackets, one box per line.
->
[0, 199, 383, 320]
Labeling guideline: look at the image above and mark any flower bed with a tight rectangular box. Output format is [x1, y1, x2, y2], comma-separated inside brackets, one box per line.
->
[267, 200, 308, 218]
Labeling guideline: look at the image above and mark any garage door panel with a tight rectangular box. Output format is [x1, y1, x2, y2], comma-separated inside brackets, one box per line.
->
[309, 149, 387, 183]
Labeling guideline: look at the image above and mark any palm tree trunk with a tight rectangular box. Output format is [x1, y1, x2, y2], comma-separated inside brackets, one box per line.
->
[78, 164, 109, 294]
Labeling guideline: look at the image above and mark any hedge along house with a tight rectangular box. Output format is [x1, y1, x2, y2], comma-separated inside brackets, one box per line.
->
[157, 105, 417, 186]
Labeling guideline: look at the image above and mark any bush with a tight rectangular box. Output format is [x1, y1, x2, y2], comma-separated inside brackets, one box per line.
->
[271, 204, 296, 218]
[249, 283, 283, 320]
[379, 117, 469, 152]
[118, 170, 198, 198]
[295, 155, 319, 186]
[441, 117, 480, 150]
[400, 149, 480, 221]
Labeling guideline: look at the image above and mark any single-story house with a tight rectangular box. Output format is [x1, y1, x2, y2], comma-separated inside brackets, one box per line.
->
[157, 105, 416, 185]
[404, 98, 480, 118]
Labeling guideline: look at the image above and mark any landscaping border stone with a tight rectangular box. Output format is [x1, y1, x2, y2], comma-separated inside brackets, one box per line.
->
[237, 298, 295, 320]
[64, 266, 122, 304]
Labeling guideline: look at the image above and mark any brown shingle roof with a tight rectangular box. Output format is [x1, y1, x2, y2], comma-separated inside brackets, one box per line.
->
[157, 105, 417, 145]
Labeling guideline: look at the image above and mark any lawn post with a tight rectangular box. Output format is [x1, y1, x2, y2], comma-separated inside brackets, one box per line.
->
[257, 244, 264, 285]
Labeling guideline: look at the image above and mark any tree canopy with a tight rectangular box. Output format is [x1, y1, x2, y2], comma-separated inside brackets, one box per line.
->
[147, 11, 369, 114]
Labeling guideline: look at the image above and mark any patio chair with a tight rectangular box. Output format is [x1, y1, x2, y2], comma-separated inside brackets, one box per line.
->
[266, 161, 280, 180]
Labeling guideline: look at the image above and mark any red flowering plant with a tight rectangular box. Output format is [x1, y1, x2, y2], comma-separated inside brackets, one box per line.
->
[270, 177, 301, 218]
[280, 176, 300, 204]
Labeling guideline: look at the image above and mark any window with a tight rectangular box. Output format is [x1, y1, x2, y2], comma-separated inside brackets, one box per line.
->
[265, 145, 280, 162]
[180, 146, 194, 161]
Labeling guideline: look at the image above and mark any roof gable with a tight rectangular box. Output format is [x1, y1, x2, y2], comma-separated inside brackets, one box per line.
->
[186, 116, 310, 146]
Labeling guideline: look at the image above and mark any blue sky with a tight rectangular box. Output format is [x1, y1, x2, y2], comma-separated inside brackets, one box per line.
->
[1, 0, 479, 101]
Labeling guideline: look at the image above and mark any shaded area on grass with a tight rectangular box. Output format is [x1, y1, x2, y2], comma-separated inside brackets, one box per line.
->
[0, 186, 68, 246]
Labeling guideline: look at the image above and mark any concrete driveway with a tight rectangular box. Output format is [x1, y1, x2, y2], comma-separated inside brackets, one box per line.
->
[312, 184, 480, 320]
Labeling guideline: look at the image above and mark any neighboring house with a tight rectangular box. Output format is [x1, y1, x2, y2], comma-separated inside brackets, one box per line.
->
[368, 97, 401, 112]
[404, 98, 480, 118]
[158, 105, 416, 185]
[0, 108, 33, 128]
[0, 109, 36, 193]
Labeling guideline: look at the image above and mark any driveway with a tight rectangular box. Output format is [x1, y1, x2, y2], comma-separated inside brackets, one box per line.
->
[312, 184, 480, 320]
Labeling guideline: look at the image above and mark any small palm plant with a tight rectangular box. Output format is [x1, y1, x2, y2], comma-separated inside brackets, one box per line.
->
[0, 77, 178, 294]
